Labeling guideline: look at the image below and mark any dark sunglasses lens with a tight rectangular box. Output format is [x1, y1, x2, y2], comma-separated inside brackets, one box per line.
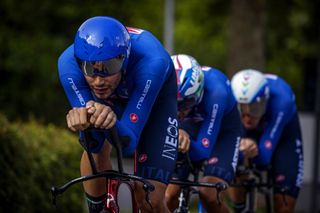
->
[102, 58, 123, 75]
[77, 56, 124, 77]
[82, 61, 94, 76]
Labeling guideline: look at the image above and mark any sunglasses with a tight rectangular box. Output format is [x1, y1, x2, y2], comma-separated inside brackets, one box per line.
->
[238, 98, 267, 118]
[76, 55, 125, 77]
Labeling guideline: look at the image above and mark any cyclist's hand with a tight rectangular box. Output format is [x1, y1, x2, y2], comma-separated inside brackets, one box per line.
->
[66, 107, 90, 132]
[178, 129, 190, 153]
[240, 138, 259, 159]
[86, 101, 117, 129]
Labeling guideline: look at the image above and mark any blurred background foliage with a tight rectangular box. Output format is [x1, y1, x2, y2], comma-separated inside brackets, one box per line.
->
[0, 114, 84, 212]
[0, 0, 319, 211]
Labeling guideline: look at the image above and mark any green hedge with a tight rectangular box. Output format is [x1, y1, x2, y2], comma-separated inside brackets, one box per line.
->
[0, 114, 85, 213]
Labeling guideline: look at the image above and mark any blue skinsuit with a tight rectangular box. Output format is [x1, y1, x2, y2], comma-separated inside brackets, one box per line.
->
[242, 74, 304, 197]
[58, 27, 178, 184]
[175, 66, 242, 183]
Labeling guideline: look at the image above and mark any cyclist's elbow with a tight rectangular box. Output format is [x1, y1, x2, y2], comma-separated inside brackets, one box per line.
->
[254, 155, 271, 166]
[190, 149, 209, 162]
[122, 140, 137, 156]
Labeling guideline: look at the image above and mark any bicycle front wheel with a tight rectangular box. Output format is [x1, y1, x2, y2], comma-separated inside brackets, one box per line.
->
[173, 207, 189, 213]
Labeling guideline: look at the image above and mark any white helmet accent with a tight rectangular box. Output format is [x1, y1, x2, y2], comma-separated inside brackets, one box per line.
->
[231, 69, 269, 104]
[171, 54, 204, 103]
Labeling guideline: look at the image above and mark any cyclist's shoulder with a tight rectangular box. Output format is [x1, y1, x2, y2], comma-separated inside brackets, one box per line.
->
[202, 66, 223, 74]
[265, 73, 296, 104]
[202, 66, 229, 82]
[128, 27, 171, 64]
[58, 44, 80, 77]
[58, 44, 74, 63]
[202, 66, 233, 97]
[265, 73, 292, 90]
[128, 27, 166, 55]
[127, 30, 172, 78]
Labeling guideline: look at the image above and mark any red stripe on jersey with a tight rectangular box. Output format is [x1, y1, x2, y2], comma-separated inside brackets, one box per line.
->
[126, 27, 143, 34]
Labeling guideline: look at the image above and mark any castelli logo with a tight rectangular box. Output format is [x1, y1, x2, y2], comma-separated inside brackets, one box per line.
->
[264, 140, 272, 150]
[138, 154, 148, 163]
[202, 138, 210, 148]
[130, 113, 139, 123]
[276, 175, 285, 182]
[208, 157, 218, 164]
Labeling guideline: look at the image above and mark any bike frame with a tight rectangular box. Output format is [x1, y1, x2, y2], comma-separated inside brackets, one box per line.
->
[230, 163, 289, 213]
[51, 127, 154, 213]
[169, 154, 228, 213]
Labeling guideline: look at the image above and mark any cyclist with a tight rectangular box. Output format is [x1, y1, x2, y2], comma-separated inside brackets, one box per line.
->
[58, 16, 178, 213]
[165, 54, 242, 212]
[229, 69, 304, 213]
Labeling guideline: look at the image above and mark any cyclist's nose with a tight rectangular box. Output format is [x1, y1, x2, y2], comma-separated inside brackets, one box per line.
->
[93, 76, 105, 86]
[242, 113, 252, 122]
[93, 62, 103, 71]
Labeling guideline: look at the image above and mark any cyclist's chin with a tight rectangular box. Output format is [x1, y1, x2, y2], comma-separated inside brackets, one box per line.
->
[242, 116, 261, 129]
[178, 109, 192, 120]
[178, 112, 185, 120]
[243, 121, 258, 129]
[93, 90, 112, 99]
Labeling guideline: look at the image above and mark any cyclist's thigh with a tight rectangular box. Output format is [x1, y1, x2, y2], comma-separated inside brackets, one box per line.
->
[166, 183, 181, 197]
[271, 112, 303, 198]
[136, 70, 178, 184]
[204, 105, 241, 183]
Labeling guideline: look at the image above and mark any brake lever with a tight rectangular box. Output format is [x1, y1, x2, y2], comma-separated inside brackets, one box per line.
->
[51, 186, 59, 206]
[215, 182, 228, 205]
[281, 187, 289, 206]
[143, 183, 153, 210]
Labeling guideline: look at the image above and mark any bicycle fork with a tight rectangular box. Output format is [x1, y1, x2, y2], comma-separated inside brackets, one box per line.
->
[175, 188, 191, 213]
[105, 179, 141, 213]
[105, 179, 120, 213]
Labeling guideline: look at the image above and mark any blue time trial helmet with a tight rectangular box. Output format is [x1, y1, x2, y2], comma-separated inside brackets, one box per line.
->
[74, 16, 131, 77]
[171, 54, 204, 111]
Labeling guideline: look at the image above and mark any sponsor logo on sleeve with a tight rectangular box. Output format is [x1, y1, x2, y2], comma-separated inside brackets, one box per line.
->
[231, 136, 241, 172]
[138, 154, 148, 163]
[276, 174, 285, 182]
[270, 112, 284, 138]
[130, 113, 139, 123]
[136, 80, 152, 109]
[208, 157, 219, 164]
[68, 78, 85, 106]
[202, 138, 210, 148]
[264, 140, 273, 150]
[295, 139, 304, 187]
[207, 104, 219, 135]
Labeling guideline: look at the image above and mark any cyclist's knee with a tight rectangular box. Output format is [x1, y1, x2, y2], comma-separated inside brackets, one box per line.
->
[199, 187, 218, 202]
[97, 142, 112, 158]
[92, 143, 112, 169]
[165, 184, 181, 211]
[165, 184, 180, 201]
[199, 176, 227, 202]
